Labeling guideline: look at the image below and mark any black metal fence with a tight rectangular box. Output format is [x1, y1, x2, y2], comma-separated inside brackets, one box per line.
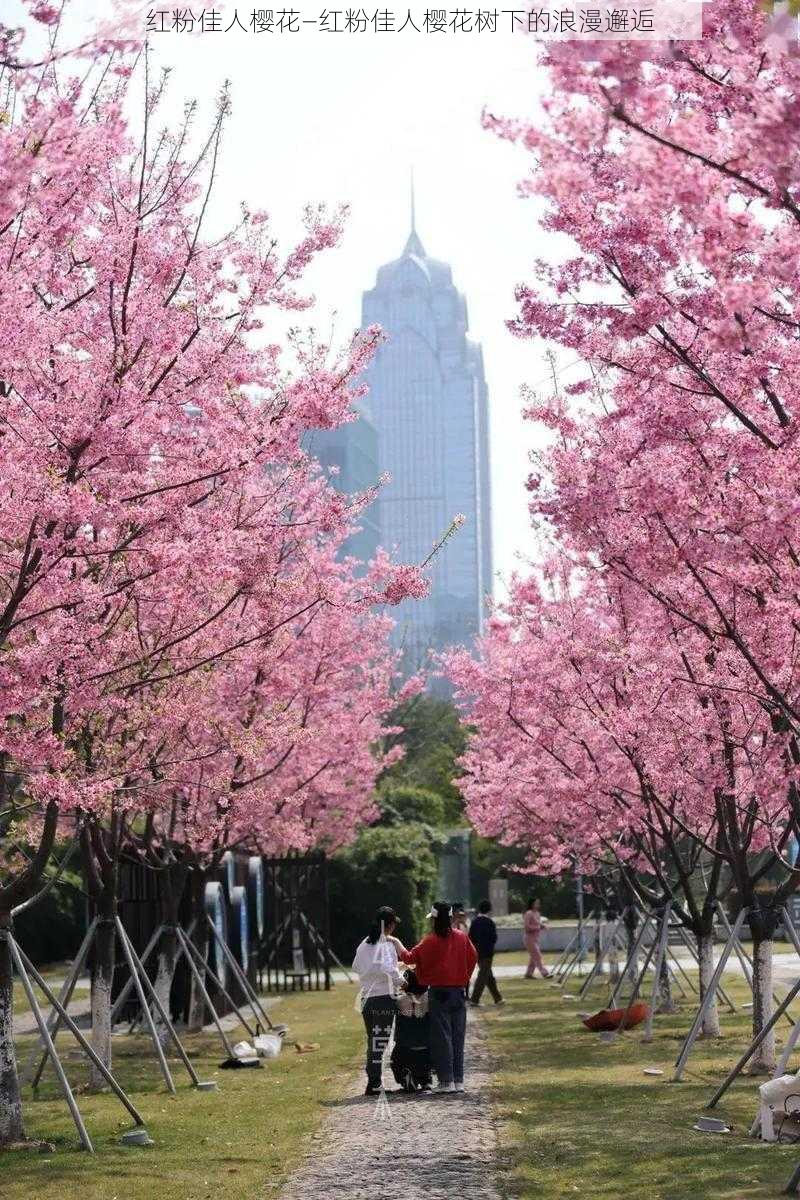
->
[110, 850, 331, 1025]
[259, 853, 331, 993]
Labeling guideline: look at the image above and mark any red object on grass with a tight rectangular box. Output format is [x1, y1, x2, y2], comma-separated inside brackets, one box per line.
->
[582, 1002, 650, 1032]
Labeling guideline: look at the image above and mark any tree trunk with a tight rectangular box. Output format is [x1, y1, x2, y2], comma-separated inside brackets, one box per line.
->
[624, 908, 639, 984]
[153, 927, 177, 1045]
[89, 916, 115, 1090]
[697, 931, 721, 1037]
[594, 918, 603, 970]
[750, 935, 775, 1073]
[153, 861, 188, 1040]
[0, 915, 25, 1145]
[82, 820, 120, 1090]
[0, 793, 61, 1138]
[657, 950, 677, 1013]
[187, 869, 209, 1032]
[608, 944, 620, 984]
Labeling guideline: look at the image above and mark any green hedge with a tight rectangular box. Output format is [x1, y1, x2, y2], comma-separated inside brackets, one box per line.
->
[14, 870, 86, 967]
[327, 822, 442, 962]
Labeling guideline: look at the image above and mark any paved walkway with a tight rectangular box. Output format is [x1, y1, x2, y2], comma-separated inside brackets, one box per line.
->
[13, 983, 279, 1038]
[331, 950, 800, 989]
[278, 1010, 502, 1200]
[13, 987, 91, 1036]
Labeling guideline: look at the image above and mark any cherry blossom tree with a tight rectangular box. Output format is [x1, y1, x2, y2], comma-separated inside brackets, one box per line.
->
[447, 0, 800, 1068]
[71, 537, 416, 1068]
[484, 0, 800, 745]
[0, 5, 429, 1135]
[447, 560, 800, 1064]
[123, 551, 421, 1033]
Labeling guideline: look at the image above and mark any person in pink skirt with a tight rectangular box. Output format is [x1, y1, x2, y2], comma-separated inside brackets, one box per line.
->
[523, 897, 551, 979]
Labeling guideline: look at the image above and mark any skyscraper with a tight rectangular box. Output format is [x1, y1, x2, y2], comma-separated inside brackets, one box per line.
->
[304, 405, 380, 565]
[362, 211, 493, 679]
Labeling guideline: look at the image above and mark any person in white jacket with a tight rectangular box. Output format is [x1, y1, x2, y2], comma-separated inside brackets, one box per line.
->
[352, 905, 404, 1095]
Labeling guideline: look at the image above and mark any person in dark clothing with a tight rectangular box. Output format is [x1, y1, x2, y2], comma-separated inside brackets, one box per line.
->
[468, 899, 504, 1007]
[390, 968, 433, 1092]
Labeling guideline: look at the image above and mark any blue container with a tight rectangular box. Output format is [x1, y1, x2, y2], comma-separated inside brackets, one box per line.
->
[204, 880, 228, 991]
[230, 885, 249, 975]
[247, 856, 265, 941]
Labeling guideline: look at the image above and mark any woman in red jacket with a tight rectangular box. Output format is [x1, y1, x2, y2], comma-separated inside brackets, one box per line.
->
[396, 901, 477, 1092]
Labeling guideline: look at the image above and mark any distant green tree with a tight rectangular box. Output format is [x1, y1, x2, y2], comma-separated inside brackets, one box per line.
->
[328, 823, 443, 960]
[380, 696, 467, 825]
[375, 784, 446, 828]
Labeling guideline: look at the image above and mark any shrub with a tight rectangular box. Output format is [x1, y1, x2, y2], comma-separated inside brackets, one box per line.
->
[375, 784, 447, 828]
[14, 867, 86, 967]
[328, 823, 443, 961]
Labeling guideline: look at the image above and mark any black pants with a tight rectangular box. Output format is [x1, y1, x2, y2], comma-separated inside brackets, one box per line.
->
[471, 955, 502, 1004]
[429, 987, 467, 1085]
[361, 995, 397, 1088]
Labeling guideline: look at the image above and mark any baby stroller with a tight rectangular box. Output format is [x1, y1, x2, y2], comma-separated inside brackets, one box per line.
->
[391, 969, 433, 1092]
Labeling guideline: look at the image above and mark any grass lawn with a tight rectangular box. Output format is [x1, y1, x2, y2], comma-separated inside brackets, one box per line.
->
[13, 962, 90, 1015]
[1, 981, 363, 1200]
[493, 949, 561, 969]
[481, 969, 800, 1200]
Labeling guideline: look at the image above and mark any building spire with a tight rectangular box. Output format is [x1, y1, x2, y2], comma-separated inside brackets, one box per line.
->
[410, 167, 416, 234]
[404, 167, 425, 257]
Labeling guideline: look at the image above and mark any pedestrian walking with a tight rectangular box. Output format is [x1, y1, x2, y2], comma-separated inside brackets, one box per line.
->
[524, 896, 551, 979]
[468, 899, 504, 1007]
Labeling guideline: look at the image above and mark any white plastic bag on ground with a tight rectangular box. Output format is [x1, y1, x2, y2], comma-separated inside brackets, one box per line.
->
[254, 1032, 283, 1058]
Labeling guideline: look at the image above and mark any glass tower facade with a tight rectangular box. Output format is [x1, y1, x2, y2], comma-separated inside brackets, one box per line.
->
[305, 406, 380, 565]
[362, 225, 493, 680]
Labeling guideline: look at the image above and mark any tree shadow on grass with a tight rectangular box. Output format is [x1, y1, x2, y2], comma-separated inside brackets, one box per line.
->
[485, 982, 800, 1200]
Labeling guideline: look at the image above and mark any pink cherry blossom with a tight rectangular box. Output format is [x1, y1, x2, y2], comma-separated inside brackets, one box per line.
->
[450, 0, 800, 1068]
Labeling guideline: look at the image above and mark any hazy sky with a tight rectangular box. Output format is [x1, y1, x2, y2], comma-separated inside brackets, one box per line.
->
[28, 5, 578, 594]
